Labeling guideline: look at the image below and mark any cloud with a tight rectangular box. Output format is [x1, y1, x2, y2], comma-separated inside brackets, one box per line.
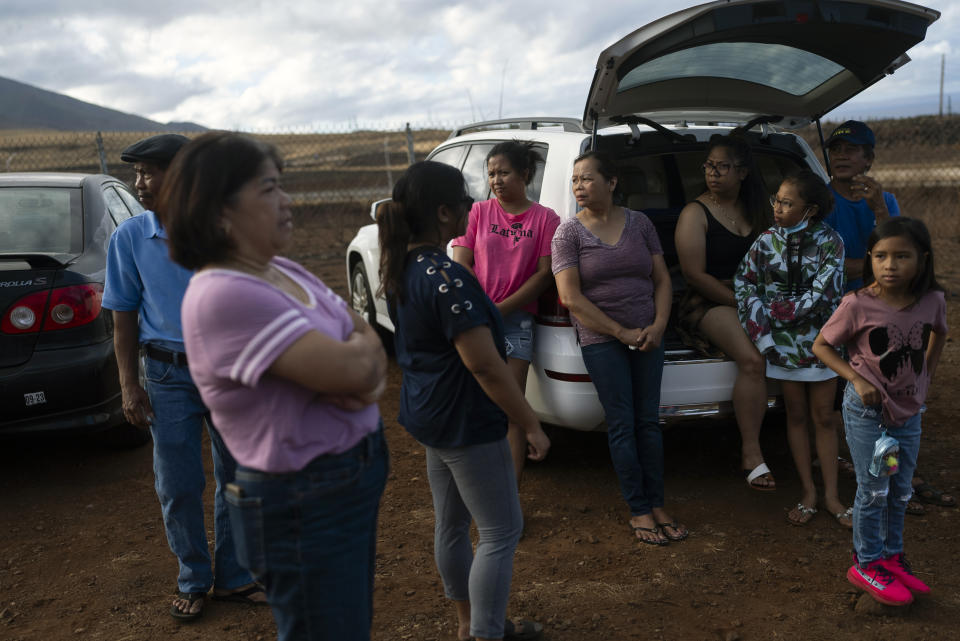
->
[1, 0, 957, 129]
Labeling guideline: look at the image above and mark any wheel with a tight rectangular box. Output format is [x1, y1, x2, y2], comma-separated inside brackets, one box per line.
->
[351, 262, 376, 327]
[350, 262, 394, 354]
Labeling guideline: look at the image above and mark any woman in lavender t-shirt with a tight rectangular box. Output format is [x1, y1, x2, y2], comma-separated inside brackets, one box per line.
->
[552, 151, 688, 547]
[162, 132, 388, 641]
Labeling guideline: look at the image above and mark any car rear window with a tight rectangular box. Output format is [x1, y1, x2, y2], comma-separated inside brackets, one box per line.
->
[0, 188, 82, 254]
[618, 42, 844, 97]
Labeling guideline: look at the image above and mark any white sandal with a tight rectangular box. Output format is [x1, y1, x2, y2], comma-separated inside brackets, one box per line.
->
[743, 462, 776, 491]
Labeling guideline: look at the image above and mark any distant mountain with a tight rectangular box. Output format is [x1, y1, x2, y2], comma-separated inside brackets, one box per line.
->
[0, 75, 207, 132]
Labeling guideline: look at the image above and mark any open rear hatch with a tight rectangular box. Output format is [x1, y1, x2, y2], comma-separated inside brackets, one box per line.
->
[583, 0, 940, 130]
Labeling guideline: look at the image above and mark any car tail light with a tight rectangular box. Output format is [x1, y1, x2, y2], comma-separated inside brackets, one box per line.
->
[535, 284, 571, 327]
[2, 284, 104, 334]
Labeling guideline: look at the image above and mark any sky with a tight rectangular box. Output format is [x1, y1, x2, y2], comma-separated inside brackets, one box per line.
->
[1, 0, 957, 131]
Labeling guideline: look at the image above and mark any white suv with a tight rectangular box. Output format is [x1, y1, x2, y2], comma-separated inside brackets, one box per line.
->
[345, 0, 938, 431]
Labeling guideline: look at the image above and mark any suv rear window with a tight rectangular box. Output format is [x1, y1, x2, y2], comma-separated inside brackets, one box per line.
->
[618, 43, 844, 97]
[0, 188, 82, 254]
[429, 142, 549, 203]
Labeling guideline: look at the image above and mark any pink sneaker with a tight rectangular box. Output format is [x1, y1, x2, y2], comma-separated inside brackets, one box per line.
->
[878, 554, 930, 594]
[847, 560, 914, 605]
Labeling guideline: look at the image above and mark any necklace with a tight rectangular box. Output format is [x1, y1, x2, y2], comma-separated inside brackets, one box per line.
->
[709, 193, 741, 230]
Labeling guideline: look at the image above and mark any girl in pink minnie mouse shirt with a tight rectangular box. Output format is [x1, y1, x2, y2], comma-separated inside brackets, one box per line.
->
[734, 171, 849, 528]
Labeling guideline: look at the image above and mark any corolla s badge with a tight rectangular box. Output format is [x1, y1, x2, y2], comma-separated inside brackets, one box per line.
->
[0, 277, 48, 287]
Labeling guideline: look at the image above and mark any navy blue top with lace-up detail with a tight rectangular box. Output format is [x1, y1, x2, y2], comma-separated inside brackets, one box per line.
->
[388, 246, 507, 448]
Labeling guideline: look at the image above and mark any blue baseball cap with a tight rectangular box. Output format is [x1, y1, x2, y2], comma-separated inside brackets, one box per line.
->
[827, 120, 875, 147]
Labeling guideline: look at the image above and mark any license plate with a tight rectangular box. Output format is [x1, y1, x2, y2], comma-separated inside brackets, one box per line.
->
[24, 391, 46, 406]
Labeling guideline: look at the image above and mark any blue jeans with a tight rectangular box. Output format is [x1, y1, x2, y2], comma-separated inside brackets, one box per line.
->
[581, 340, 665, 516]
[228, 427, 388, 641]
[145, 355, 251, 594]
[502, 310, 534, 362]
[426, 438, 522, 640]
[842, 382, 922, 564]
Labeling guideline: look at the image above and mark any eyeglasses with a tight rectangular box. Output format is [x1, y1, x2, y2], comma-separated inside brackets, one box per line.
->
[770, 196, 798, 210]
[702, 161, 740, 176]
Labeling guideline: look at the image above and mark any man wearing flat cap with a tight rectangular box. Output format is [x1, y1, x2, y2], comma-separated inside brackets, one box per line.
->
[823, 120, 900, 291]
[103, 134, 265, 621]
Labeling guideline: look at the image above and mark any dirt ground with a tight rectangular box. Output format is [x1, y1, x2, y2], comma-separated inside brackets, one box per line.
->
[2, 221, 959, 641]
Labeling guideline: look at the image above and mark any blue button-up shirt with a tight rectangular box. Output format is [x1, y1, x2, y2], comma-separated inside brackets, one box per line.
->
[102, 211, 194, 349]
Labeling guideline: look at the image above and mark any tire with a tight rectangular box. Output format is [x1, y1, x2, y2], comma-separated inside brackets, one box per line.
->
[351, 262, 376, 327]
[350, 262, 394, 354]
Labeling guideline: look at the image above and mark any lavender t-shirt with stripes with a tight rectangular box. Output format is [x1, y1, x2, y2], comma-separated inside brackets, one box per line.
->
[551, 208, 663, 346]
[181, 256, 380, 473]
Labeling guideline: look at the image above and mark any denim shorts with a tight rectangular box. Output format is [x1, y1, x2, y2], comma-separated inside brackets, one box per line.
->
[502, 310, 534, 362]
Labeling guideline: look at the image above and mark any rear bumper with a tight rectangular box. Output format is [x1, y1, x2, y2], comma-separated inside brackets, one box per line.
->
[525, 323, 779, 431]
[0, 339, 124, 435]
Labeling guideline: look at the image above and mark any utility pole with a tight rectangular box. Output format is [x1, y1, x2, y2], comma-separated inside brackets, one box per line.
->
[939, 53, 945, 117]
[498, 59, 509, 119]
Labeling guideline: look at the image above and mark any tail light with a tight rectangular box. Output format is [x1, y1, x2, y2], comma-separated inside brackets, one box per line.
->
[2, 283, 104, 334]
[535, 283, 571, 327]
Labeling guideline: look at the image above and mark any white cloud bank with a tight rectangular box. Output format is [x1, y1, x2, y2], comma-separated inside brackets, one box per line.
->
[1, 0, 957, 130]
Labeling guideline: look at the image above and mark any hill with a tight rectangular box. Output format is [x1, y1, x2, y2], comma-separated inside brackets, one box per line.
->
[0, 75, 207, 132]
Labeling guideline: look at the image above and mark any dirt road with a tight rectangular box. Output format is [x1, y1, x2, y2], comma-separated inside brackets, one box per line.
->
[1, 238, 958, 641]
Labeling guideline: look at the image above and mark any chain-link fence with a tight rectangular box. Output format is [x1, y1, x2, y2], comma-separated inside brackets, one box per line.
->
[0, 125, 451, 255]
[798, 116, 960, 246]
[1, 115, 957, 256]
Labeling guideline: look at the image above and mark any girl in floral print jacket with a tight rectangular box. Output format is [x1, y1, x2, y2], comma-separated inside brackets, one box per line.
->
[734, 170, 850, 528]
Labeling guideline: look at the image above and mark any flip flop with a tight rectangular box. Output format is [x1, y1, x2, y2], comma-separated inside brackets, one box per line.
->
[743, 462, 776, 491]
[504, 619, 544, 641]
[913, 482, 957, 507]
[211, 583, 268, 606]
[656, 521, 689, 542]
[787, 503, 817, 526]
[631, 524, 669, 546]
[833, 506, 853, 529]
[905, 499, 926, 516]
[170, 591, 205, 622]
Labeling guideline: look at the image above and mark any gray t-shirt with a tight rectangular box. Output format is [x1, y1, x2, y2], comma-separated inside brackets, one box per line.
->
[551, 208, 663, 346]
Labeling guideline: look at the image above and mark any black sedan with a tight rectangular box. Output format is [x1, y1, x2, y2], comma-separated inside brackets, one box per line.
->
[0, 173, 149, 446]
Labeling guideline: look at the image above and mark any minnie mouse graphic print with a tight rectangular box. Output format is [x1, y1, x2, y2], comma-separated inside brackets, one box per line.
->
[820, 289, 948, 425]
[869, 322, 932, 381]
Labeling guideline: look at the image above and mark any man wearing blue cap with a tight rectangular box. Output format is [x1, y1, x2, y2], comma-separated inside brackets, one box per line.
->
[823, 120, 899, 291]
[102, 134, 265, 621]
[821, 123, 955, 512]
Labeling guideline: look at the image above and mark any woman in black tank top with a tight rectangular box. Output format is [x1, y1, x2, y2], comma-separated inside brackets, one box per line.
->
[674, 134, 775, 491]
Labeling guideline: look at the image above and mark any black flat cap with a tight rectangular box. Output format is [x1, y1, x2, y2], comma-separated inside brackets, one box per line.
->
[120, 134, 189, 165]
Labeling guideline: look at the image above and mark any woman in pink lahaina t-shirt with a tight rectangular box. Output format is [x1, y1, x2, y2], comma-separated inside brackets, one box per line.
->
[452, 141, 560, 483]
